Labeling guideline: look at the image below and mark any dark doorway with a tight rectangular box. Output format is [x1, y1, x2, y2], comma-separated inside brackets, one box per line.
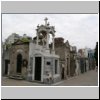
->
[80, 58, 84, 73]
[5, 60, 10, 75]
[67, 58, 69, 75]
[62, 67, 64, 79]
[85, 61, 86, 72]
[35, 57, 41, 81]
[55, 60, 57, 74]
[17, 54, 22, 73]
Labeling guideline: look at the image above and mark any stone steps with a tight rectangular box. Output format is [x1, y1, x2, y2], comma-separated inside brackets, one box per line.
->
[9, 74, 24, 80]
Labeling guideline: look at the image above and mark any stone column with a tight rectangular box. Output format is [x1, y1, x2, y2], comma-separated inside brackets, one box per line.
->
[44, 17, 48, 26]
[46, 33, 49, 49]
[57, 59, 60, 74]
[32, 56, 35, 81]
[52, 58, 55, 75]
[43, 38, 44, 47]
[8, 64, 10, 76]
[36, 32, 39, 45]
[52, 36, 55, 50]
[41, 56, 44, 82]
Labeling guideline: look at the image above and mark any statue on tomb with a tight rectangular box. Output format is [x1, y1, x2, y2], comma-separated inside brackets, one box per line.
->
[35, 17, 56, 51]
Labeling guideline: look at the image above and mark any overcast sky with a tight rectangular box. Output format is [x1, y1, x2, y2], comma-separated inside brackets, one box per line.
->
[2, 14, 98, 50]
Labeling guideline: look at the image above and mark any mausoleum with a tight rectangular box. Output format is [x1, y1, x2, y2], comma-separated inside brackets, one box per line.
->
[28, 18, 60, 83]
[8, 18, 61, 84]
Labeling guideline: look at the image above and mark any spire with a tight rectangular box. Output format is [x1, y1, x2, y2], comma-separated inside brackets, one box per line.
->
[44, 17, 48, 26]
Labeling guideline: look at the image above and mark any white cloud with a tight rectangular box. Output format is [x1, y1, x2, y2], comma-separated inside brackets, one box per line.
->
[2, 14, 98, 50]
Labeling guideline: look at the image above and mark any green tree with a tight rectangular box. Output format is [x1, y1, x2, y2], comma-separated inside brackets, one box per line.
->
[94, 42, 98, 66]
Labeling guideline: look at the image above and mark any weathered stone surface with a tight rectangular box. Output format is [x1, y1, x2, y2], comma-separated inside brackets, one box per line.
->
[54, 38, 71, 79]
[9, 42, 29, 79]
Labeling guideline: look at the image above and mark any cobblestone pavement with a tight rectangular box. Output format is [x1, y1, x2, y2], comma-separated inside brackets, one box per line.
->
[2, 70, 98, 86]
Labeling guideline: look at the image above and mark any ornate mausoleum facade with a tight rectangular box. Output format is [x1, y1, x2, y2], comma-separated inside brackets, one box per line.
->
[7, 18, 61, 84]
[28, 18, 60, 83]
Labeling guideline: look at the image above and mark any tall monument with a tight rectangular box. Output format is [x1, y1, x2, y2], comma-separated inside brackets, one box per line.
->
[36, 17, 55, 53]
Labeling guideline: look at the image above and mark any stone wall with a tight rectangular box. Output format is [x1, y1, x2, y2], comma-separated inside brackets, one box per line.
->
[9, 43, 29, 79]
[2, 49, 10, 76]
[55, 46, 65, 61]
[70, 51, 76, 76]
[54, 38, 71, 79]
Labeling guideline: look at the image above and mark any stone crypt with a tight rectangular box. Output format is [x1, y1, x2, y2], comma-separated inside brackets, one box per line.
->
[28, 18, 60, 83]
[8, 18, 61, 84]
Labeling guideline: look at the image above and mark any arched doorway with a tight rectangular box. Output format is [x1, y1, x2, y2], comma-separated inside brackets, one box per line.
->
[17, 54, 22, 73]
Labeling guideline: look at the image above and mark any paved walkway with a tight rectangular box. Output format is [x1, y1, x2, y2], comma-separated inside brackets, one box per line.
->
[2, 77, 47, 86]
[2, 70, 98, 86]
[54, 70, 98, 86]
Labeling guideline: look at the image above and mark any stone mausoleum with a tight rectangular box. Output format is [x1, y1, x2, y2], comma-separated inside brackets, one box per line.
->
[7, 18, 61, 84]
